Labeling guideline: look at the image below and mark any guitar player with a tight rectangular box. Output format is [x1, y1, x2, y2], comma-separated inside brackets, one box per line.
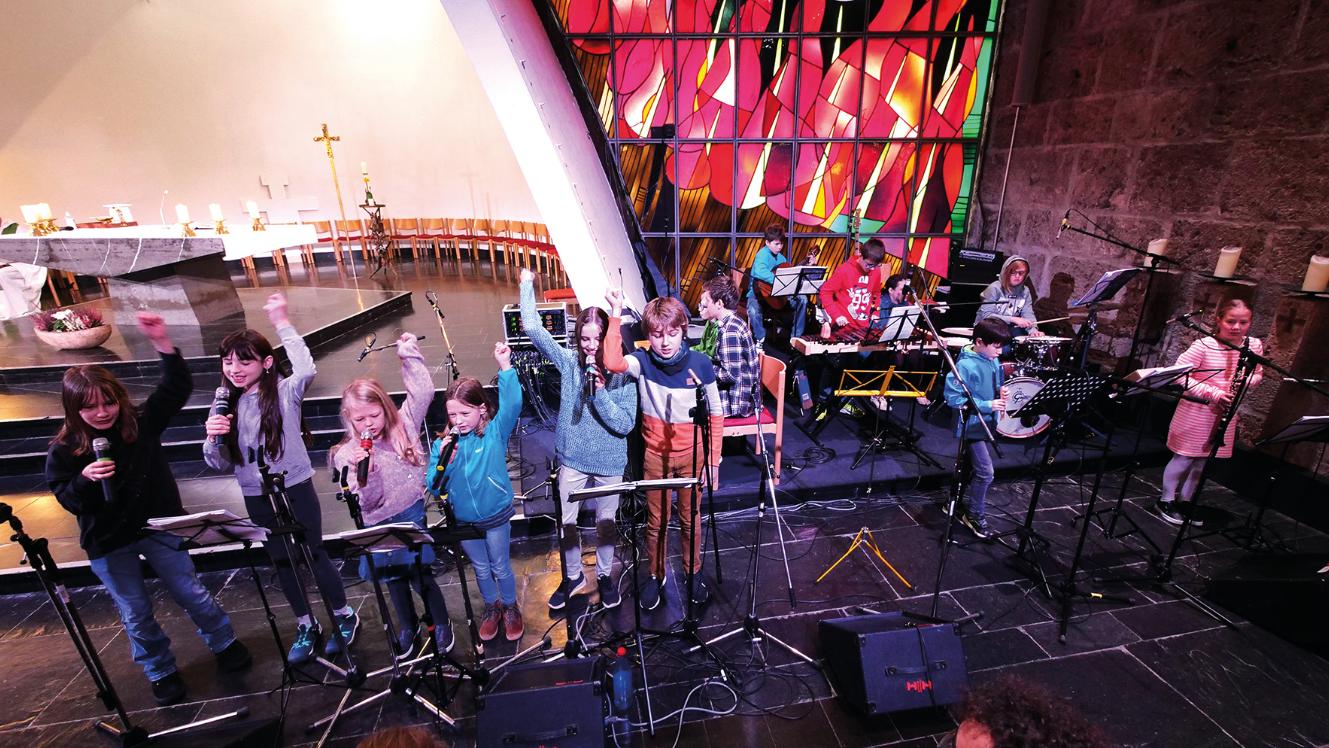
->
[746, 224, 809, 347]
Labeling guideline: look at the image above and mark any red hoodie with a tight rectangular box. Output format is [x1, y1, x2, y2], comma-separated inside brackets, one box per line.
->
[820, 258, 883, 338]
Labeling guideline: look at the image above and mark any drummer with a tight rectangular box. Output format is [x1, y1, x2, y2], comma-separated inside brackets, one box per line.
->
[974, 255, 1044, 339]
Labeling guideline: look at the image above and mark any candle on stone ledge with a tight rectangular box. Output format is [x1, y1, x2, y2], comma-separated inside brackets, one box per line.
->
[208, 203, 224, 221]
[1213, 246, 1241, 279]
[175, 204, 191, 224]
[246, 200, 259, 219]
[1303, 255, 1329, 293]
[361, 161, 368, 177]
[1146, 238, 1169, 268]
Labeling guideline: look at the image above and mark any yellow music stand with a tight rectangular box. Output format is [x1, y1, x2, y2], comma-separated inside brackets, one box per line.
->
[816, 526, 913, 590]
[834, 367, 939, 399]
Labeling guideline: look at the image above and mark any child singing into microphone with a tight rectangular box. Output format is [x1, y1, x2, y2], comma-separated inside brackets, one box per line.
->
[203, 292, 357, 665]
[330, 333, 453, 656]
[1154, 297, 1264, 526]
[519, 268, 637, 611]
[47, 313, 249, 706]
[428, 342, 524, 642]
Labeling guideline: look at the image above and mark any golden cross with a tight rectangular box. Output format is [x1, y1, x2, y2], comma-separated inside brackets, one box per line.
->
[313, 123, 340, 158]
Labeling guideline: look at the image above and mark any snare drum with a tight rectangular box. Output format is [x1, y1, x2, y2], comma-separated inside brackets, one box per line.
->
[1010, 336, 1073, 370]
[941, 326, 974, 338]
[996, 376, 1051, 439]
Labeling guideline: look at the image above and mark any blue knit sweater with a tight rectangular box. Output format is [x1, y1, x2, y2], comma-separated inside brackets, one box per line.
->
[520, 281, 637, 477]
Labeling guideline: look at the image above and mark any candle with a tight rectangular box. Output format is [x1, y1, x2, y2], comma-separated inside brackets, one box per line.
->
[19, 204, 37, 224]
[208, 203, 224, 221]
[175, 204, 190, 224]
[37, 203, 52, 221]
[1213, 246, 1241, 279]
[360, 161, 368, 176]
[1146, 238, 1168, 268]
[1303, 255, 1329, 293]
[246, 200, 259, 219]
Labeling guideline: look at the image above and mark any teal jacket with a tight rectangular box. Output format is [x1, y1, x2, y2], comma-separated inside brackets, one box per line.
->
[943, 347, 1004, 440]
[425, 367, 522, 524]
[748, 246, 789, 298]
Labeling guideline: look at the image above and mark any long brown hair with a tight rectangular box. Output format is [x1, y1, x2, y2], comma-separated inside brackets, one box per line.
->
[333, 378, 421, 466]
[54, 365, 139, 456]
[445, 377, 496, 436]
[1001, 259, 1030, 293]
[574, 306, 610, 370]
[218, 329, 285, 463]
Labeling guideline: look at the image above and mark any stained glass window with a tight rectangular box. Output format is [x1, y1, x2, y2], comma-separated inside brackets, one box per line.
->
[553, 0, 1001, 299]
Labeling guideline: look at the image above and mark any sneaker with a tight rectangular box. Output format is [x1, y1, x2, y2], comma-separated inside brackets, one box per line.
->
[434, 622, 455, 654]
[478, 603, 502, 642]
[685, 574, 710, 606]
[597, 574, 621, 609]
[548, 573, 585, 610]
[395, 626, 420, 662]
[215, 639, 252, 672]
[324, 610, 360, 656]
[503, 605, 525, 642]
[288, 623, 321, 665]
[1148, 499, 1190, 528]
[960, 512, 993, 540]
[840, 400, 865, 418]
[869, 395, 890, 412]
[151, 671, 187, 706]
[638, 577, 663, 611]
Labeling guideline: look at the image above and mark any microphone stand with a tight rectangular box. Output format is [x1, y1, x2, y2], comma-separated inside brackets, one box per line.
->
[0, 504, 251, 745]
[905, 287, 989, 626]
[425, 290, 462, 387]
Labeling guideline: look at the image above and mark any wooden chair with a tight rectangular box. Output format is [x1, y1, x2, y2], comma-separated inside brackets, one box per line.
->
[335, 218, 367, 261]
[389, 217, 421, 258]
[420, 218, 451, 259]
[722, 354, 786, 483]
[449, 218, 475, 262]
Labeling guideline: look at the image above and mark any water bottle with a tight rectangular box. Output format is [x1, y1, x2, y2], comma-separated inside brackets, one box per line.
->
[611, 646, 633, 715]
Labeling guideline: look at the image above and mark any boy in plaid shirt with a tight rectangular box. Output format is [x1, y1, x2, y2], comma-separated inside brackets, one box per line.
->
[697, 276, 759, 418]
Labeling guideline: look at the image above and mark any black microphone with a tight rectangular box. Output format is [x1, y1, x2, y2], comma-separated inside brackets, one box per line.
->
[91, 437, 115, 504]
[1167, 309, 1202, 325]
[356, 342, 374, 362]
[584, 362, 598, 399]
[1056, 209, 1070, 239]
[356, 429, 372, 486]
[208, 387, 230, 444]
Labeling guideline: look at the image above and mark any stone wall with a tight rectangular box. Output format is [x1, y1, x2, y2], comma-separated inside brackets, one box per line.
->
[975, 0, 1329, 462]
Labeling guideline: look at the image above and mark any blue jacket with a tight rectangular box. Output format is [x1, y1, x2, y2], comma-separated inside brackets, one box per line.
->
[943, 347, 1004, 440]
[748, 246, 789, 298]
[425, 367, 522, 524]
[519, 280, 637, 476]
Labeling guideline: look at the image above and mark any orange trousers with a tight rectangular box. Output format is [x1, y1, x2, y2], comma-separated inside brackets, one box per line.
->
[643, 449, 703, 579]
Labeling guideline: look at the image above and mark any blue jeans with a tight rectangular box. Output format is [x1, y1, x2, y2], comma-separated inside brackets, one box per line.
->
[746, 294, 807, 342]
[88, 532, 236, 681]
[964, 440, 995, 519]
[460, 521, 517, 605]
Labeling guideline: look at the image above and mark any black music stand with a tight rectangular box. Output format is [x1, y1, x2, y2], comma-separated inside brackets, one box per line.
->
[1068, 267, 1141, 370]
[4, 505, 250, 746]
[997, 373, 1111, 599]
[1237, 415, 1329, 551]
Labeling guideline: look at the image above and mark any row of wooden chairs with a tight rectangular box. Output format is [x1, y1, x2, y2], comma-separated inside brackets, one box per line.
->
[310, 217, 566, 286]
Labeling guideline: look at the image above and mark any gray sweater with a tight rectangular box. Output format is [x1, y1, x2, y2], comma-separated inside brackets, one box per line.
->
[520, 280, 636, 477]
[203, 323, 316, 495]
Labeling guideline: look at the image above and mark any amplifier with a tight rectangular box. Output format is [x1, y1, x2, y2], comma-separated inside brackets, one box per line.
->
[819, 611, 969, 715]
[476, 656, 607, 747]
[503, 302, 569, 346]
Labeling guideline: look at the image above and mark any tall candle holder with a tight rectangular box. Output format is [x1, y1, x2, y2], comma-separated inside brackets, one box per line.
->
[214, 220, 229, 235]
[251, 217, 265, 232]
[179, 222, 196, 238]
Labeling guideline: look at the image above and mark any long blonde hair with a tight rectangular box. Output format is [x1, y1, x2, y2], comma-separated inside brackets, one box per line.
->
[334, 378, 421, 466]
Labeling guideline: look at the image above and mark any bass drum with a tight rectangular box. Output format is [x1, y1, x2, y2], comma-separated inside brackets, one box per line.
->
[996, 377, 1050, 439]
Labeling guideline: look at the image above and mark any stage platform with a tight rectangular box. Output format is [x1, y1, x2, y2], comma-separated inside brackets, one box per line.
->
[0, 256, 1327, 746]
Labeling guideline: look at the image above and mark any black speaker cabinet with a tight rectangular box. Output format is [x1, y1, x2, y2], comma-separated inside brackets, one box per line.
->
[475, 656, 607, 747]
[819, 611, 969, 715]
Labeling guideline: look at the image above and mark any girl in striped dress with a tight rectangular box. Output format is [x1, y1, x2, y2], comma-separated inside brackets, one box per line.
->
[1155, 298, 1263, 525]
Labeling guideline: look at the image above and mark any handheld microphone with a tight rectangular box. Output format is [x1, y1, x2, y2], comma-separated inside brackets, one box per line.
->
[584, 362, 598, 399]
[1056, 208, 1070, 239]
[356, 333, 376, 362]
[91, 437, 115, 504]
[1167, 309, 1203, 325]
[357, 429, 373, 485]
[208, 387, 230, 444]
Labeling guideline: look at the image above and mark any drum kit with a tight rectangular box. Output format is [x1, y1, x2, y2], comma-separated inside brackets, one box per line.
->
[938, 326, 1076, 439]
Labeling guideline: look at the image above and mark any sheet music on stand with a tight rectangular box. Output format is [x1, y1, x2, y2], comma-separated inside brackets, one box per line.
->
[1010, 372, 1109, 419]
[567, 477, 698, 503]
[771, 265, 827, 297]
[1256, 414, 1329, 445]
[1118, 363, 1195, 396]
[333, 523, 434, 553]
[872, 304, 922, 343]
[148, 510, 268, 545]
[1070, 268, 1141, 308]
